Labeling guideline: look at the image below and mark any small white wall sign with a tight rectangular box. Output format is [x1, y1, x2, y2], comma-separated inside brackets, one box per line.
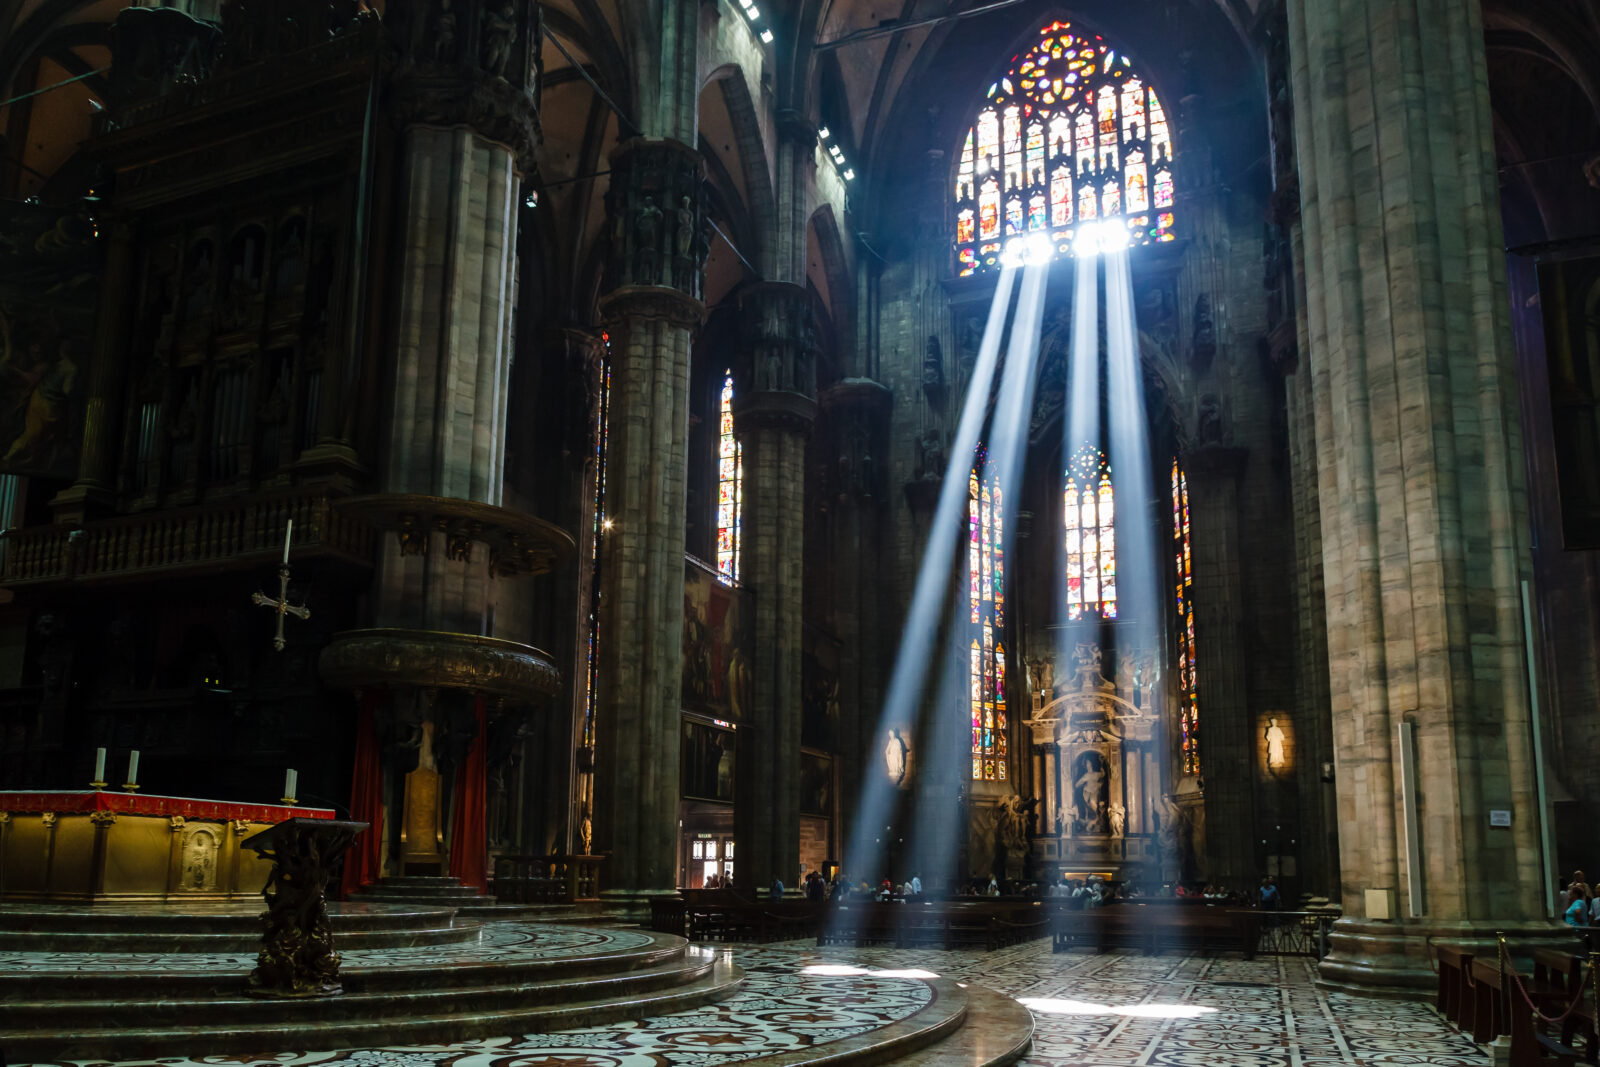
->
[1489, 809, 1512, 828]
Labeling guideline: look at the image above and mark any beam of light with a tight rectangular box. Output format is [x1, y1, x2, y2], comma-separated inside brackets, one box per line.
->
[802, 964, 942, 979]
[1001, 232, 1054, 267]
[1017, 997, 1217, 1019]
[836, 265, 1020, 903]
[903, 260, 1049, 891]
[1104, 245, 1159, 667]
[1058, 253, 1101, 676]
[1073, 219, 1132, 258]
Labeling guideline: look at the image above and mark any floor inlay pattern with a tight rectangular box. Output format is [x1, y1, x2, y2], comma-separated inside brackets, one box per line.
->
[13, 938, 1487, 1067]
[0, 924, 659, 973]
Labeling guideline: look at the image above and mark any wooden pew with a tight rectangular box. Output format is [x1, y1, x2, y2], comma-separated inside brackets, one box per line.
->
[1435, 945, 1475, 1030]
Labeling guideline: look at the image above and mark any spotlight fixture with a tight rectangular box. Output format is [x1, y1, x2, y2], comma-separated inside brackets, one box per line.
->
[760, 29, 773, 42]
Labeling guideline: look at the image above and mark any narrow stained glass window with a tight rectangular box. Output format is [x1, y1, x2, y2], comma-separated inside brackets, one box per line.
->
[951, 19, 1178, 275]
[1173, 457, 1199, 775]
[716, 371, 742, 582]
[970, 449, 1008, 780]
[1064, 446, 1117, 620]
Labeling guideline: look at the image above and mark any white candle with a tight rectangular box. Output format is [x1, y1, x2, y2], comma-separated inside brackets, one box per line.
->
[93, 747, 106, 784]
[284, 768, 298, 800]
[282, 518, 294, 564]
[127, 749, 139, 785]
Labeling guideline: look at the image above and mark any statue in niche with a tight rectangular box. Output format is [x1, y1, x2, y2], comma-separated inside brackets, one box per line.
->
[1265, 717, 1287, 771]
[1027, 655, 1055, 708]
[884, 728, 908, 786]
[922, 335, 944, 391]
[1191, 293, 1217, 371]
[1197, 393, 1226, 447]
[1117, 648, 1138, 699]
[181, 827, 219, 889]
[1070, 641, 1104, 691]
[1107, 801, 1126, 838]
[480, 2, 517, 77]
[1073, 752, 1108, 833]
[633, 196, 662, 283]
[1156, 794, 1182, 851]
[675, 196, 695, 259]
[432, 0, 457, 63]
[915, 430, 945, 483]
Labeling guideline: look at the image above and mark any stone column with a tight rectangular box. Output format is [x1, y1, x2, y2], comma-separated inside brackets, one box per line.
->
[592, 138, 707, 906]
[1184, 445, 1254, 891]
[732, 282, 817, 893]
[52, 220, 137, 523]
[820, 377, 892, 868]
[1287, 0, 1557, 992]
[375, 0, 542, 632]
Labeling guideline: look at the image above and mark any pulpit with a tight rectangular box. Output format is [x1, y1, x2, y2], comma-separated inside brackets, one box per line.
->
[0, 790, 335, 902]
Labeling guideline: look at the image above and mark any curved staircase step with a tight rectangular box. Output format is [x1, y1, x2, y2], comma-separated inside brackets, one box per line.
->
[877, 982, 1033, 1067]
[4, 960, 746, 1062]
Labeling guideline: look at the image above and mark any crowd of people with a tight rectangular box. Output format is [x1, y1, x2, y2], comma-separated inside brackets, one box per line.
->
[1559, 870, 1600, 926]
[705, 869, 1300, 910]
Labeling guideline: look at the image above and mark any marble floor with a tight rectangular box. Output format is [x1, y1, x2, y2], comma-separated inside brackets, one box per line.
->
[15, 940, 1489, 1067]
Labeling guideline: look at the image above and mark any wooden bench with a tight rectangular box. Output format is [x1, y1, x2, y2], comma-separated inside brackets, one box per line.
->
[1053, 903, 1253, 957]
[1435, 945, 1475, 1031]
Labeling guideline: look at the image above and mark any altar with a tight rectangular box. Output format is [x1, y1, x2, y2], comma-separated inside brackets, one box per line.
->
[0, 790, 335, 903]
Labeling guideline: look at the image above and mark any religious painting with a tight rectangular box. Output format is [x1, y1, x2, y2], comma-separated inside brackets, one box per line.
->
[1537, 254, 1600, 549]
[681, 562, 751, 718]
[800, 752, 833, 817]
[0, 197, 100, 479]
[801, 646, 840, 750]
[681, 719, 735, 803]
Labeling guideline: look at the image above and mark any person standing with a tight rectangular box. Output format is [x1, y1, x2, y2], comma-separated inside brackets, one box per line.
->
[1259, 876, 1281, 910]
[769, 875, 785, 900]
[910, 873, 923, 896]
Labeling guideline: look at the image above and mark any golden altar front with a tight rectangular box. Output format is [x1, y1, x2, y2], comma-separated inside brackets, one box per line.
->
[0, 790, 336, 903]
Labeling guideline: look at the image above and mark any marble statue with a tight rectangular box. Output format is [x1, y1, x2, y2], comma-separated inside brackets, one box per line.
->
[1266, 717, 1286, 769]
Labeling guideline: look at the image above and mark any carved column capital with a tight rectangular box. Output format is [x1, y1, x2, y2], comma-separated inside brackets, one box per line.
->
[386, 0, 543, 174]
[819, 378, 891, 502]
[737, 281, 819, 401]
[602, 138, 709, 302]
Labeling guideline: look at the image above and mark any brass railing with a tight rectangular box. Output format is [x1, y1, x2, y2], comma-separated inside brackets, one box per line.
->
[0, 492, 375, 586]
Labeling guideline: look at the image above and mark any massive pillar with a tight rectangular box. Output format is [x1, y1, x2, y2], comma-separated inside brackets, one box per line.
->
[1286, 0, 1559, 991]
[319, 0, 559, 887]
[732, 282, 817, 892]
[592, 139, 707, 906]
[1185, 446, 1254, 891]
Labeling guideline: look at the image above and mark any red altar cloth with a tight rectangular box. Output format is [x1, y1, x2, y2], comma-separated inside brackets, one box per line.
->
[0, 790, 334, 823]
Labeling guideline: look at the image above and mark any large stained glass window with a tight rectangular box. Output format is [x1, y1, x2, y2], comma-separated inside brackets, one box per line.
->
[717, 370, 742, 582]
[1064, 446, 1116, 620]
[1172, 458, 1198, 775]
[969, 450, 1008, 781]
[954, 20, 1175, 276]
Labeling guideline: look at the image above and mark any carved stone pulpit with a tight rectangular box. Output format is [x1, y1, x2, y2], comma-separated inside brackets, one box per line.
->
[242, 818, 368, 997]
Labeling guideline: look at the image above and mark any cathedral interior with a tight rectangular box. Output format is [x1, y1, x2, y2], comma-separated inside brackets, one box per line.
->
[0, 0, 1598, 1063]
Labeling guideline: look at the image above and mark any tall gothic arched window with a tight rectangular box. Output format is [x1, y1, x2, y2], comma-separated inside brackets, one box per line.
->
[954, 20, 1175, 276]
[1065, 446, 1116, 620]
[1172, 458, 1199, 774]
[716, 370, 742, 582]
[970, 450, 1008, 781]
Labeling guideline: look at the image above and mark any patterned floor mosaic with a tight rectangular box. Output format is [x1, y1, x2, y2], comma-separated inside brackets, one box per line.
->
[0, 923, 659, 973]
[15, 939, 1490, 1067]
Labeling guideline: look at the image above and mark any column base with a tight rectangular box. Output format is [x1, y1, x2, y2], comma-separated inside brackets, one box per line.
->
[1316, 917, 1578, 998]
[598, 887, 682, 925]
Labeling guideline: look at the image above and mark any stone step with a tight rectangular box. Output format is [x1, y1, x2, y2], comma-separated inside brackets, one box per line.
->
[877, 982, 1034, 1067]
[2, 958, 744, 1062]
[0, 903, 476, 953]
[5, 952, 719, 1032]
[0, 926, 690, 999]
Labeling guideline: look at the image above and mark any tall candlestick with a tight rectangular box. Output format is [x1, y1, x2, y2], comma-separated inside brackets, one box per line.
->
[125, 749, 140, 791]
[92, 747, 106, 787]
[283, 768, 298, 803]
[281, 518, 294, 565]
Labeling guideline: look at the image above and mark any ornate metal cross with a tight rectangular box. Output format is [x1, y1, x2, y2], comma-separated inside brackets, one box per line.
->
[253, 564, 310, 652]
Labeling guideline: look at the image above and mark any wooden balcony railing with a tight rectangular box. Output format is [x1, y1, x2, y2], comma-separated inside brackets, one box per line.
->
[492, 853, 605, 904]
[0, 492, 375, 587]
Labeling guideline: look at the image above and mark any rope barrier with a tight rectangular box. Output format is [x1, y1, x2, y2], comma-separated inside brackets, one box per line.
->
[1497, 937, 1596, 1028]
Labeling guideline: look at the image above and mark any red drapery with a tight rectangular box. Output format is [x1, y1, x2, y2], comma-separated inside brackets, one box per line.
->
[340, 692, 384, 899]
[448, 696, 489, 891]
